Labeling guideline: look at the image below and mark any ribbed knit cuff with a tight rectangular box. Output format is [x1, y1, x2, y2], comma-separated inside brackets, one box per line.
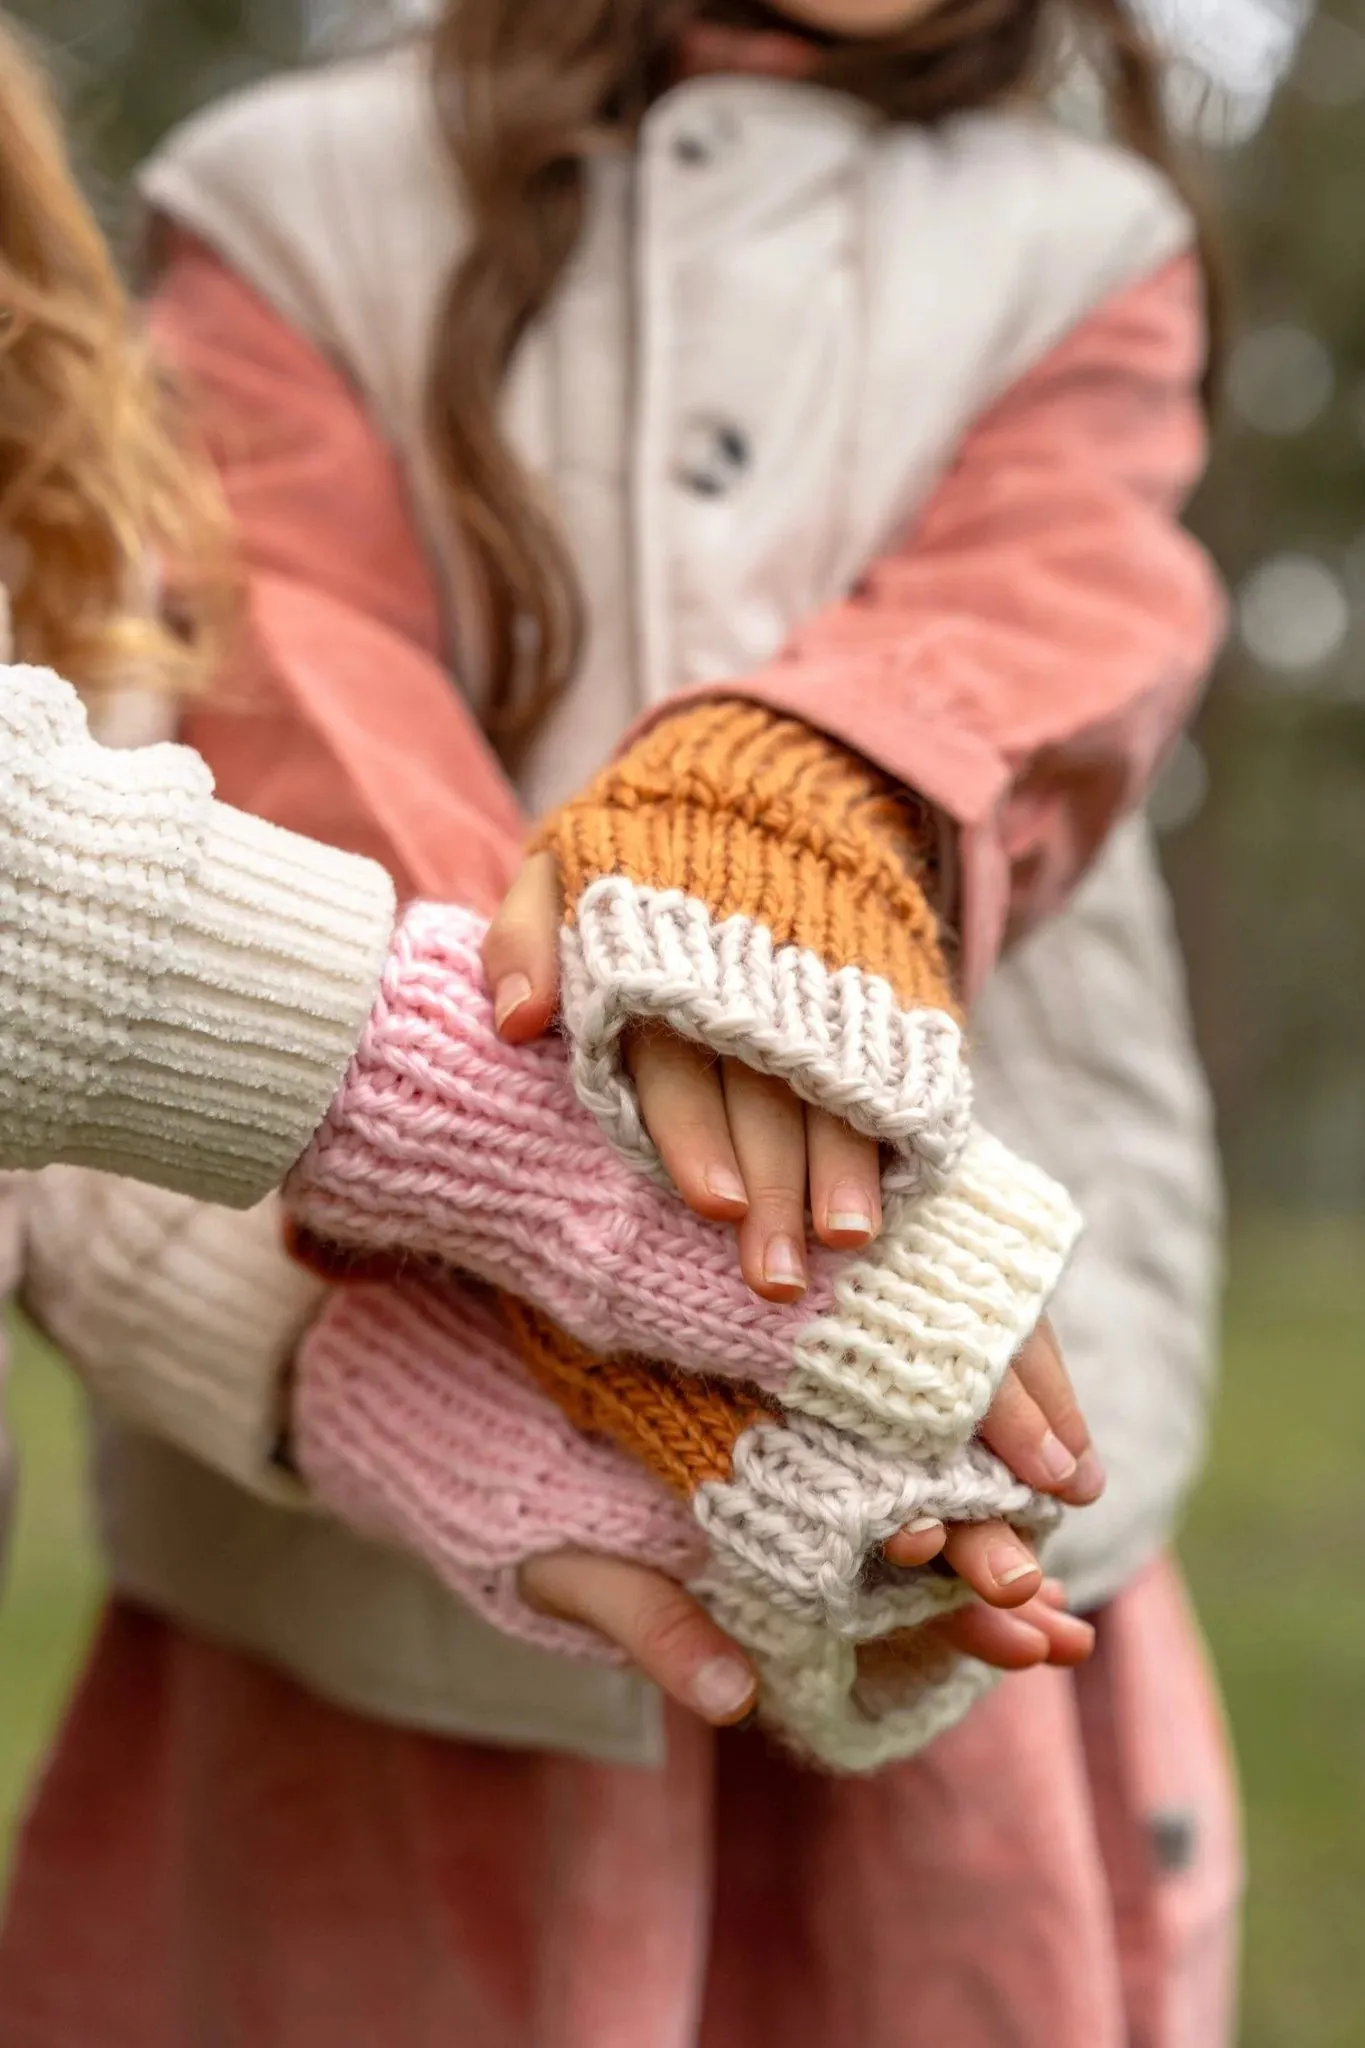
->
[1, 665, 395, 1207]
[783, 1128, 1084, 1453]
[697, 1571, 1004, 1774]
[25, 1171, 320, 1506]
[534, 701, 971, 1195]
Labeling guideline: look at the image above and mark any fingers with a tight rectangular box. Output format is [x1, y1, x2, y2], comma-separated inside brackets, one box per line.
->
[723, 1060, 811, 1301]
[481, 851, 563, 1043]
[882, 1519, 947, 1569]
[805, 1106, 882, 1250]
[979, 1327, 1105, 1507]
[627, 1029, 748, 1222]
[1010, 1319, 1105, 1502]
[932, 1582, 1095, 1671]
[940, 1520, 1042, 1608]
[519, 1549, 757, 1726]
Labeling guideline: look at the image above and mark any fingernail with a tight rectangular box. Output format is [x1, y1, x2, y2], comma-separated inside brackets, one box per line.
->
[762, 1236, 806, 1291]
[1072, 1451, 1107, 1501]
[826, 1184, 875, 1238]
[990, 1543, 1040, 1589]
[1040, 1432, 1079, 1485]
[494, 973, 533, 1032]
[691, 1658, 755, 1721]
[704, 1164, 748, 1209]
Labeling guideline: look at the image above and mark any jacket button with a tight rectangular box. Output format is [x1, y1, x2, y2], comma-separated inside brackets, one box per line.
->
[675, 419, 752, 498]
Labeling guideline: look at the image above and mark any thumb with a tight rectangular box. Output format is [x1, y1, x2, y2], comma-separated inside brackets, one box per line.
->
[520, 1549, 758, 1726]
[481, 849, 563, 1042]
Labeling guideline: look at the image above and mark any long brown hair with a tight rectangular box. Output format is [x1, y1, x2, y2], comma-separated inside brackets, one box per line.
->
[0, 22, 225, 699]
[427, 0, 1218, 759]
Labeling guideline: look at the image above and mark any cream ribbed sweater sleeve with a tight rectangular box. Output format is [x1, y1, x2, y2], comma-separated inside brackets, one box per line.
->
[0, 665, 395, 1208]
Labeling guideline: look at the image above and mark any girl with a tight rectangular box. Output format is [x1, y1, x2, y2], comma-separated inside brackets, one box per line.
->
[2, 1, 1246, 2042]
[0, 18, 1086, 1710]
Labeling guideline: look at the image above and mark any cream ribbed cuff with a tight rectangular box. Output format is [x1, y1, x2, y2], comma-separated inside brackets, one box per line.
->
[1, 665, 395, 1207]
[784, 1128, 1084, 1453]
[698, 1568, 1004, 1773]
[26, 1170, 321, 1505]
[693, 1417, 1059, 1638]
[561, 878, 973, 1199]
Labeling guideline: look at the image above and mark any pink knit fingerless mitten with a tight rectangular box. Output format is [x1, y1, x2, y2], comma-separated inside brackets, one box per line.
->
[288, 903, 1080, 1455]
[293, 1273, 704, 1660]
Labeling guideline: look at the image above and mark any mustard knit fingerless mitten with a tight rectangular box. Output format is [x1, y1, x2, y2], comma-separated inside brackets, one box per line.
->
[533, 701, 971, 1195]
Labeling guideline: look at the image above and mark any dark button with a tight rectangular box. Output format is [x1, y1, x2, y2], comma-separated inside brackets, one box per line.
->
[675, 418, 752, 499]
[674, 133, 712, 166]
[1149, 1809, 1199, 1876]
[716, 423, 750, 469]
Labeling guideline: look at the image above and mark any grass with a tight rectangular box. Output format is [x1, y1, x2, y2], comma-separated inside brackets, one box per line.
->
[1, 1220, 1363, 2042]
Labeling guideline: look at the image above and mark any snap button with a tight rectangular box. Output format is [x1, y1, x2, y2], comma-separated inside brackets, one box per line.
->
[675, 418, 752, 499]
[670, 106, 740, 167]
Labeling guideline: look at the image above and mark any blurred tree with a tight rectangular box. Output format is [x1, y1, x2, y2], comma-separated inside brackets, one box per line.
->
[1173, 0, 1365, 1205]
[8, 0, 304, 192]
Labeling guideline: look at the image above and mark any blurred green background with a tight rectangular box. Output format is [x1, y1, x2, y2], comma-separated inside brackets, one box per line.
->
[3, 4, 1365, 2044]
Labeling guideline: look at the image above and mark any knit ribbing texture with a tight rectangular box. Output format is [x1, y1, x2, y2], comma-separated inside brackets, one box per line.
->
[289, 903, 1080, 1451]
[294, 1275, 706, 1661]
[504, 1298, 1058, 1637]
[536, 702, 970, 1197]
[298, 1273, 1058, 1771]
[1, 664, 396, 1207]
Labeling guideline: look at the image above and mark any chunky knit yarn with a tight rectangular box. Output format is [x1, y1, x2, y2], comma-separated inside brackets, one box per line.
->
[0, 663, 395, 1207]
[297, 1273, 1058, 1769]
[503, 1300, 1058, 1639]
[532, 701, 970, 1196]
[294, 1275, 706, 1661]
[288, 902, 1081, 1453]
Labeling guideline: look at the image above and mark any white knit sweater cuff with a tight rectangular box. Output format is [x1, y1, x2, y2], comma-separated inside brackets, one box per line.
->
[560, 878, 972, 1197]
[1, 665, 395, 1207]
[25, 1172, 321, 1507]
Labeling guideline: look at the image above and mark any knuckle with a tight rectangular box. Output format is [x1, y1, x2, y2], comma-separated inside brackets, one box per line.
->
[633, 1588, 710, 1673]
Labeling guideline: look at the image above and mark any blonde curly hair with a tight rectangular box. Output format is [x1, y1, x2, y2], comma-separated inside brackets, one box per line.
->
[0, 21, 226, 699]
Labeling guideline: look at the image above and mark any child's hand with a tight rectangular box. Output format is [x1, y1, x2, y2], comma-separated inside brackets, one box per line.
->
[486, 851, 889, 1300]
[519, 1552, 1094, 1730]
[881, 1316, 1105, 1615]
[485, 853, 1105, 1611]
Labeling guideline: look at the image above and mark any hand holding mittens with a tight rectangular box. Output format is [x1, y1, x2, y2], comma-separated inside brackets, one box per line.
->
[288, 703, 1087, 1770]
[533, 699, 970, 1195]
[293, 1272, 1062, 1769]
[287, 903, 1080, 1459]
